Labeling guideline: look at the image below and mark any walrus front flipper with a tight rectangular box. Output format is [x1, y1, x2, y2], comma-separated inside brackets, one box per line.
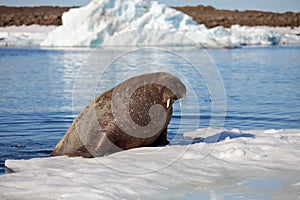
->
[151, 128, 170, 146]
[66, 132, 121, 158]
[69, 146, 93, 158]
[81, 130, 123, 157]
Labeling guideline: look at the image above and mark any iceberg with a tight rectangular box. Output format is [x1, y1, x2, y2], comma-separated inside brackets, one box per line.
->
[0, 129, 299, 199]
[40, 0, 300, 48]
[0, 0, 300, 48]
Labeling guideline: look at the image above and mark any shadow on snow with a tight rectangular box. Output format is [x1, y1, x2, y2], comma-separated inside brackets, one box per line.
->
[192, 130, 255, 144]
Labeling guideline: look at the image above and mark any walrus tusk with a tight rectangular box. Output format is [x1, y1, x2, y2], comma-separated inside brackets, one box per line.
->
[167, 99, 170, 108]
[179, 99, 182, 109]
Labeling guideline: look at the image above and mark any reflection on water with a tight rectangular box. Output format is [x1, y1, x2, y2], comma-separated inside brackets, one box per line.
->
[176, 170, 300, 200]
[0, 48, 88, 173]
[0, 46, 300, 174]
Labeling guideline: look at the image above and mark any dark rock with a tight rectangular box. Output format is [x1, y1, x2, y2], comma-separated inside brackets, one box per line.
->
[173, 5, 300, 28]
[0, 6, 77, 27]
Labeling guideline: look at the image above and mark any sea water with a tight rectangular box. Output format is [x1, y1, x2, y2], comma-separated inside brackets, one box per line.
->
[0, 45, 299, 176]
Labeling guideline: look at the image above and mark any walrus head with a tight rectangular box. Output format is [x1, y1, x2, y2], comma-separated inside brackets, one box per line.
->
[157, 72, 186, 109]
[111, 72, 186, 135]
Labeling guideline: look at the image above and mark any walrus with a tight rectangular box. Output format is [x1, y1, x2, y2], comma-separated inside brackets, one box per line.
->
[51, 72, 186, 158]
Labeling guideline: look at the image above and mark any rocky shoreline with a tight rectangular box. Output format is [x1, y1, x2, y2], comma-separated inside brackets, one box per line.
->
[0, 5, 299, 28]
[0, 6, 75, 27]
[174, 5, 300, 28]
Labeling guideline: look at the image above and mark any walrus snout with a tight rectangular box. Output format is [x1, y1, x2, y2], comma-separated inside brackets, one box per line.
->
[161, 75, 186, 109]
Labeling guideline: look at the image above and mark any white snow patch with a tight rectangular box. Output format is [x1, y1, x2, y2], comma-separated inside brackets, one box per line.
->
[0, 25, 56, 47]
[0, 129, 299, 199]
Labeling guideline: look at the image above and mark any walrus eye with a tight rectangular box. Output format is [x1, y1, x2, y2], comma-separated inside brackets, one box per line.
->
[167, 99, 171, 108]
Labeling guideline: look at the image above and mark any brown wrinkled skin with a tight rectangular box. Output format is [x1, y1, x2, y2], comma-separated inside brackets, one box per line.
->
[51, 72, 186, 158]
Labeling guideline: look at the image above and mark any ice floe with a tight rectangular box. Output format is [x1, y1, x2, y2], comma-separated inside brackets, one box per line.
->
[1, 128, 299, 199]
